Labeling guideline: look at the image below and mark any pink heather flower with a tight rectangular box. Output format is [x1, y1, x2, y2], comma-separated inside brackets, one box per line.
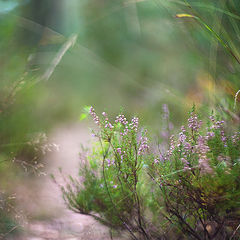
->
[208, 116, 227, 146]
[196, 136, 212, 174]
[206, 131, 215, 139]
[104, 122, 113, 129]
[209, 115, 225, 130]
[120, 125, 129, 136]
[216, 120, 225, 129]
[154, 158, 159, 164]
[115, 114, 128, 125]
[209, 115, 215, 122]
[89, 106, 100, 125]
[181, 141, 192, 158]
[181, 157, 188, 164]
[181, 157, 191, 170]
[181, 126, 186, 133]
[106, 159, 115, 167]
[106, 159, 111, 167]
[220, 130, 227, 147]
[117, 148, 122, 154]
[232, 132, 240, 144]
[179, 131, 186, 143]
[167, 135, 175, 157]
[138, 136, 149, 155]
[129, 117, 139, 132]
[188, 113, 202, 132]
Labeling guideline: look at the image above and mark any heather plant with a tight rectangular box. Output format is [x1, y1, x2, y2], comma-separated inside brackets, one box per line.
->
[60, 107, 240, 240]
[59, 107, 155, 239]
[147, 109, 240, 239]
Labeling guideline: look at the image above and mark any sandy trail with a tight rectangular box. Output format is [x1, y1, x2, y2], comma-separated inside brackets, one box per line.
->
[13, 123, 122, 240]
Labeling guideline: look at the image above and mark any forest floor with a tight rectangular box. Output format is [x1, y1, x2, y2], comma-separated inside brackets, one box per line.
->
[11, 124, 123, 240]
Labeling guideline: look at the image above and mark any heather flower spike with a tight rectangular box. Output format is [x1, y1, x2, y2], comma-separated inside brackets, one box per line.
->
[89, 106, 100, 125]
[196, 136, 212, 173]
[188, 112, 202, 132]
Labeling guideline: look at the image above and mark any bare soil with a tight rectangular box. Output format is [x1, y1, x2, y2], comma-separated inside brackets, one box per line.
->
[12, 123, 123, 240]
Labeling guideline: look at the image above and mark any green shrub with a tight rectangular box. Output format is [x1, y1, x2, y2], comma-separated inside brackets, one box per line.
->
[60, 107, 240, 239]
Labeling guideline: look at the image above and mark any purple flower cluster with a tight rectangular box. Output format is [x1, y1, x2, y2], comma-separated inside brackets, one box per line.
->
[206, 131, 215, 140]
[89, 106, 100, 125]
[167, 127, 212, 173]
[104, 122, 113, 129]
[117, 147, 122, 154]
[167, 135, 175, 157]
[221, 131, 227, 147]
[154, 158, 160, 164]
[196, 136, 212, 173]
[232, 131, 240, 144]
[163, 112, 231, 174]
[209, 115, 225, 129]
[170, 126, 191, 169]
[138, 135, 149, 155]
[209, 115, 227, 146]
[115, 114, 128, 125]
[115, 114, 130, 136]
[116, 147, 125, 161]
[129, 117, 139, 132]
[89, 108, 140, 139]
[110, 181, 118, 189]
[89, 107, 114, 130]
[181, 157, 191, 170]
[121, 127, 129, 136]
[188, 112, 202, 132]
[178, 129, 187, 143]
[106, 158, 115, 167]
[101, 112, 114, 129]
[178, 126, 191, 155]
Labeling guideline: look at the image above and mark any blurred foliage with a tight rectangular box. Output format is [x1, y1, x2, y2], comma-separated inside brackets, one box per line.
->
[0, 0, 240, 236]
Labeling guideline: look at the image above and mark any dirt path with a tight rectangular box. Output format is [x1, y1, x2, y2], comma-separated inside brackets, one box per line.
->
[13, 123, 122, 240]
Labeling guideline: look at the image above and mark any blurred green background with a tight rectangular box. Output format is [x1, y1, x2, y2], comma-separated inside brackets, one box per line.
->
[0, 0, 240, 237]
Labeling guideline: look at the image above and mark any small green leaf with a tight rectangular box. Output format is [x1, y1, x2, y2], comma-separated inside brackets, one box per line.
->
[80, 113, 87, 121]
[79, 105, 91, 121]
[83, 105, 91, 113]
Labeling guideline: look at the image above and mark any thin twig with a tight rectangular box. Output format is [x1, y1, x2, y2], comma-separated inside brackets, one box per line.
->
[230, 223, 240, 240]
[0, 225, 20, 239]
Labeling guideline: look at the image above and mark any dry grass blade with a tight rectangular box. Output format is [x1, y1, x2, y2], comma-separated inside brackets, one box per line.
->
[234, 90, 240, 110]
[37, 34, 78, 83]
